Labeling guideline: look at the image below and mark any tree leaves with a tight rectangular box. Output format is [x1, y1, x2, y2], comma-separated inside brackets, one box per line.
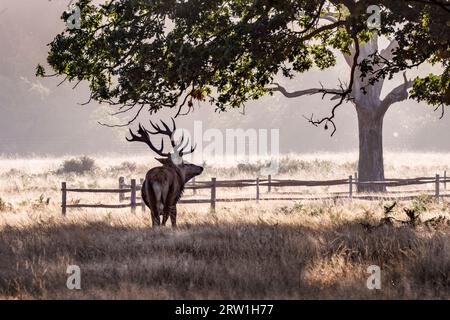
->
[37, 0, 450, 122]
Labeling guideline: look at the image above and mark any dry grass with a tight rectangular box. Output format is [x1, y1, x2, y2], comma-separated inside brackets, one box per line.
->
[0, 153, 449, 299]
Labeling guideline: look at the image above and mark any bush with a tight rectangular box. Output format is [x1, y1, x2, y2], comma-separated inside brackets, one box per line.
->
[412, 194, 436, 213]
[31, 195, 51, 210]
[57, 156, 96, 175]
[237, 162, 263, 174]
[0, 198, 12, 212]
[278, 158, 335, 174]
[110, 161, 137, 173]
[0, 198, 6, 211]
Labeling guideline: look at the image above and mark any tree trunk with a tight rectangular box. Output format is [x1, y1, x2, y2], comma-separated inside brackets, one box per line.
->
[356, 107, 386, 193]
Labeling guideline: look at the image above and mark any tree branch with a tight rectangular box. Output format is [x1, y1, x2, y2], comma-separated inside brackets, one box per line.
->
[320, 12, 338, 23]
[434, 104, 446, 119]
[306, 30, 361, 136]
[380, 72, 414, 114]
[380, 38, 399, 61]
[98, 104, 145, 128]
[271, 83, 342, 98]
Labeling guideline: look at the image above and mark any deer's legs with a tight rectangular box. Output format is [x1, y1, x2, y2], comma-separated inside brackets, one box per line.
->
[169, 206, 177, 228]
[151, 211, 161, 227]
[162, 207, 170, 226]
[149, 203, 161, 227]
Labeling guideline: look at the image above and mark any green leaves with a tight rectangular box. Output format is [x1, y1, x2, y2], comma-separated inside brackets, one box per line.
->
[35, 64, 46, 77]
[411, 73, 450, 106]
[375, 1, 450, 107]
[310, 45, 336, 69]
[38, 0, 450, 120]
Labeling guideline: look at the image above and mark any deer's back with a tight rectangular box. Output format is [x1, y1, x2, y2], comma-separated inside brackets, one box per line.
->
[145, 166, 183, 202]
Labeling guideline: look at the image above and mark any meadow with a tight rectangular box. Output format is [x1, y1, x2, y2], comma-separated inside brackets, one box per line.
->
[0, 152, 449, 299]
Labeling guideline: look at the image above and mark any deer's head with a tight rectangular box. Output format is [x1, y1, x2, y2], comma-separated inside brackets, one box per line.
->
[127, 118, 203, 182]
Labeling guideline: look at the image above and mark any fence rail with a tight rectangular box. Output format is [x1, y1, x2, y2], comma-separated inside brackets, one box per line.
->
[60, 172, 450, 216]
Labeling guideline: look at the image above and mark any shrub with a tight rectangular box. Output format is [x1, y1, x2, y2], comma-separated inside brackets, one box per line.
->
[412, 194, 436, 213]
[0, 198, 12, 212]
[234, 158, 337, 175]
[110, 161, 137, 172]
[31, 195, 51, 210]
[237, 162, 263, 174]
[278, 158, 335, 174]
[57, 156, 96, 175]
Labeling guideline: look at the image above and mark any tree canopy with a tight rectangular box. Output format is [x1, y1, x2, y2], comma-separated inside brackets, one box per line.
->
[37, 0, 450, 127]
[365, 1, 450, 109]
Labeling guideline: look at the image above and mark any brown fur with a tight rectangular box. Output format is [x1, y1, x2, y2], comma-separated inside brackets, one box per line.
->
[127, 120, 203, 227]
[141, 158, 203, 227]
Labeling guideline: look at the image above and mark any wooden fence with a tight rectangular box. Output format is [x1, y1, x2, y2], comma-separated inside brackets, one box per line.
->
[61, 172, 450, 215]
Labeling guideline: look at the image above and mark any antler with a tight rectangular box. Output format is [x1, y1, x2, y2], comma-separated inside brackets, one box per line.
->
[174, 129, 197, 157]
[126, 124, 171, 157]
[147, 118, 178, 149]
[127, 118, 197, 157]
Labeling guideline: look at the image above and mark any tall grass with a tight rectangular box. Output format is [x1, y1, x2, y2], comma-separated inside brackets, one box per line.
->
[0, 153, 449, 299]
[0, 202, 448, 299]
[56, 156, 96, 175]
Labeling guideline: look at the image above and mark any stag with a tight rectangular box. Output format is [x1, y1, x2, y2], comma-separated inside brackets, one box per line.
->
[127, 119, 203, 227]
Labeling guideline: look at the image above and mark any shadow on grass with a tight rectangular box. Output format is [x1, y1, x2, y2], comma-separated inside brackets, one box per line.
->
[0, 220, 449, 299]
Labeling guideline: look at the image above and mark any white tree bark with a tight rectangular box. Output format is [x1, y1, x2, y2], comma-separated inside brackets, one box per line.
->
[272, 34, 413, 192]
[345, 36, 412, 192]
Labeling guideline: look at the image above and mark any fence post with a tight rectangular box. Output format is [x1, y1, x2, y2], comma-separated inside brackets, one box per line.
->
[444, 170, 447, 190]
[140, 178, 145, 213]
[210, 178, 216, 213]
[268, 174, 272, 193]
[354, 172, 358, 191]
[256, 177, 260, 203]
[131, 179, 137, 214]
[61, 182, 67, 216]
[349, 175, 353, 199]
[192, 176, 197, 195]
[119, 177, 125, 202]
[435, 174, 440, 199]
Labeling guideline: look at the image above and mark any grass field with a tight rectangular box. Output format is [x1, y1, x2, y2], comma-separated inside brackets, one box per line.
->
[0, 152, 449, 299]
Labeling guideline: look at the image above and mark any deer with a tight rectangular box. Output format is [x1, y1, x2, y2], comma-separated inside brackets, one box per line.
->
[127, 119, 203, 227]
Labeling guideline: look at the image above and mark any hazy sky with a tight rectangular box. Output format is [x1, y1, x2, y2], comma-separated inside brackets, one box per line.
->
[0, 0, 449, 156]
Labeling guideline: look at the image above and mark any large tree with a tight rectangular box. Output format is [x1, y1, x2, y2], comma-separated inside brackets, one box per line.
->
[272, 33, 414, 192]
[38, 0, 450, 192]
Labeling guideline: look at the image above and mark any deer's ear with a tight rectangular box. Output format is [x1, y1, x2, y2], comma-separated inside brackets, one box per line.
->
[155, 157, 169, 165]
